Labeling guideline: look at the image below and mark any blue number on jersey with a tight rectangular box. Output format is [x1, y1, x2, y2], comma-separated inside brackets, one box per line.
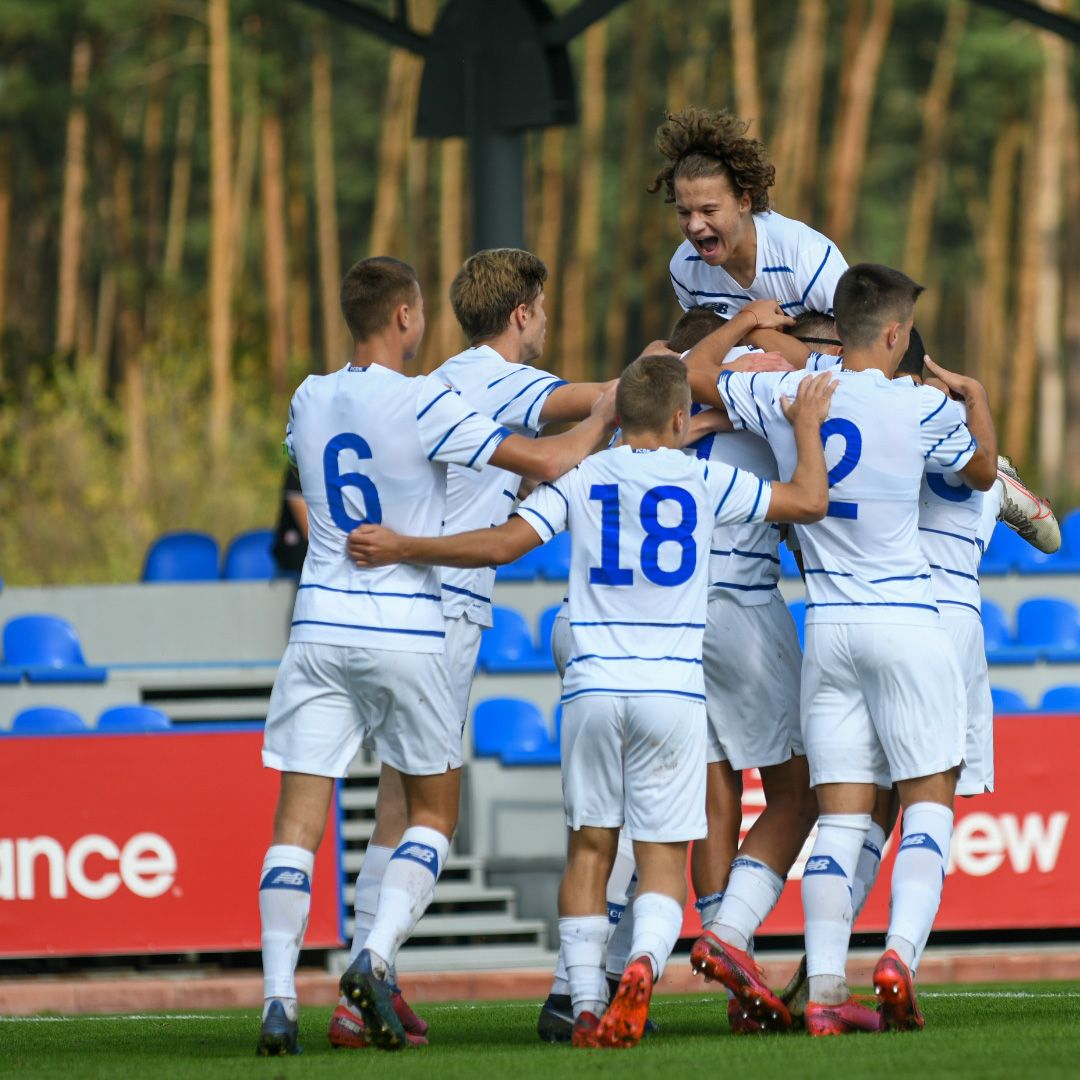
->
[820, 418, 862, 520]
[588, 483, 697, 587]
[324, 433, 382, 531]
[927, 471, 974, 503]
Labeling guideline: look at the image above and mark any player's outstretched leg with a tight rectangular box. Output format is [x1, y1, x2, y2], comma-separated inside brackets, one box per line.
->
[594, 955, 654, 1048]
[997, 455, 1060, 553]
[339, 948, 408, 1050]
[690, 931, 791, 1030]
[873, 949, 925, 1031]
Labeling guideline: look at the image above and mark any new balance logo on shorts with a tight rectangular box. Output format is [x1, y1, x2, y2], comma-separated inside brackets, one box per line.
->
[804, 856, 847, 878]
[260, 867, 311, 893]
[898, 832, 943, 858]
[392, 842, 440, 878]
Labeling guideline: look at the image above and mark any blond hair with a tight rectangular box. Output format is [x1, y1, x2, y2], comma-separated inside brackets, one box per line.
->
[449, 249, 548, 344]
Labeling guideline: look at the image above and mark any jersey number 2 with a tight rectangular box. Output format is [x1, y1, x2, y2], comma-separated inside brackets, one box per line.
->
[820, 418, 862, 520]
[588, 483, 697, 587]
[324, 433, 382, 531]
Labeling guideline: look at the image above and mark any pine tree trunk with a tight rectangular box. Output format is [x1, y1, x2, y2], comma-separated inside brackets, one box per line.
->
[0, 136, 10, 381]
[434, 138, 466, 371]
[730, 0, 762, 130]
[163, 83, 197, 281]
[260, 110, 290, 396]
[311, 36, 343, 370]
[826, 0, 893, 248]
[560, 21, 607, 383]
[287, 159, 312, 363]
[230, 17, 261, 289]
[56, 34, 92, 355]
[208, 0, 234, 459]
[142, 8, 168, 304]
[1062, 100, 1080, 494]
[902, 1, 966, 283]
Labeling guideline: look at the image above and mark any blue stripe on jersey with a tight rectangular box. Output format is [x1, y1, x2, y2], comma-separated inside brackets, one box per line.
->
[684, 254, 702, 261]
[805, 601, 939, 612]
[416, 386, 454, 420]
[804, 567, 853, 577]
[690, 290, 754, 301]
[868, 573, 931, 584]
[487, 367, 527, 390]
[714, 469, 740, 515]
[516, 504, 556, 538]
[924, 421, 964, 460]
[441, 583, 491, 603]
[919, 525, 977, 547]
[298, 583, 440, 601]
[710, 548, 781, 564]
[711, 581, 777, 591]
[291, 619, 445, 638]
[941, 438, 976, 468]
[929, 563, 979, 582]
[669, 269, 695, 302]
[466, 425, 511, 468]
[800, 245, 832, 307]
[748, 372, 768, 434]
[523, 379, 567, 428]
[920, 396, 947, 426]
[493, 376, 557, 421]
[565, 654, 703, 668]
[940, 599, 981, 615]
[570, 620, 706, 629]
[745, 476, 766, 522]
[542, 482, 570, 513]
[502, 489, 517, 500]
[762, 265, 795, 273]
[780, 301, 804, 312]
[427, 412, 479, 460]
[561, 686, 706, 703]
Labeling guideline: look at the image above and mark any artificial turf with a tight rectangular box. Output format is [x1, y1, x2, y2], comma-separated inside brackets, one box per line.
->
[3, 983, 1078, 1079]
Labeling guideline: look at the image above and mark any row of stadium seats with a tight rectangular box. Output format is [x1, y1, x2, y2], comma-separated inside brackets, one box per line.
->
[5, 705, 171, 734]
[142, 529, 281, 582]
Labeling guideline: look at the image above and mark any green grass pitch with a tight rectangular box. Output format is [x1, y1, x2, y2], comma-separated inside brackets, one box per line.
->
[3, 983, 1078, 1079]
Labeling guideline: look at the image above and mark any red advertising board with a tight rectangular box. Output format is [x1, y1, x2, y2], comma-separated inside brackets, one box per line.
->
[683, 714, 1079, 936]
[0, 729, 341, 957]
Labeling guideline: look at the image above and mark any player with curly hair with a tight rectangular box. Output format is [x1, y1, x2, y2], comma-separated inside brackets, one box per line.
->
[650, 107, 847, 320]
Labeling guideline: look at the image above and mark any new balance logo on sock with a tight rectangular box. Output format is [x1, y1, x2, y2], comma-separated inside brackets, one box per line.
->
[862, 840, 882, 859]
[260, 867, 311, 892]
[392, 842, 440, 877]
[730, 856, 768, 873]
[804, 856, 847, 877]
[898, 832, 943, 857]
[694, 890, 724, 912]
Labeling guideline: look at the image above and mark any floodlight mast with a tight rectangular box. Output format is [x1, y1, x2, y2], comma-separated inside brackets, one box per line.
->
[293, 0, 627, 253]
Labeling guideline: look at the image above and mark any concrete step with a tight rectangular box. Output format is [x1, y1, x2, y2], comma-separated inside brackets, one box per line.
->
[341, 911, 547, 945]
[341, 882, 517, 907]
[326, 944, 558, 975]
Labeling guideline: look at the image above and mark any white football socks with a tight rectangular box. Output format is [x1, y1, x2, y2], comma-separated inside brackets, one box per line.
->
[363, 826, 449, 975]
[850, 821, 887, 920]
[560, 915, 609, 1018]
[350, 843, 393, 962]
[887, 802, 954, 972]
[605, 869, 638, 980]
[629, 892, 683, 982]
[710, 856, 785, 950]
[695, 889, 725, 931]
[802, 813, 870, 1005]
[259, 844, 315, 1001]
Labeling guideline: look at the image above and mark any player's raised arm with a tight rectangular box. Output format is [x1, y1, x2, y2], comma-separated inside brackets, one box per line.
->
[537, 379, 617, 423]
[348, 514, 543, 571]
[764, 373, 835, 523]
[923, 356, 998, 491]
[681, 300, 795, 375]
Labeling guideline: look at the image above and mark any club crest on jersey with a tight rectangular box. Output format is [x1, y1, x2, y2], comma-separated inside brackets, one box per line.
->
[392, 842, 440, 877]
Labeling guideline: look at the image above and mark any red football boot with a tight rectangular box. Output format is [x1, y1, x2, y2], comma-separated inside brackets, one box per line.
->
[727, 997, 763, 1035]
[873, 949, 925, 1031]
[805, 997, 883, 1036]
[690, 931, 791, 1031]
[390, 986, 430, 1038]
[328, 1001, 429, 1049]
[594, 957, 654, 1049]
[570, 1010, 602, 1048]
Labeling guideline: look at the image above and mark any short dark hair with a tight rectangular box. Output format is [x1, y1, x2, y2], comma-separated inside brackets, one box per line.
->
[787, 310, 839, 342]
[616, 354, 691, 432]
[894, 326, 927, 378]
[833, 263, 925, 349]
[450, 249, 547, 345]
[667, 306, 726, 353]
[340, 257, 419, 342]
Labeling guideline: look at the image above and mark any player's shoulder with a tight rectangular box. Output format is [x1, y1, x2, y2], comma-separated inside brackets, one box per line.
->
[758, 209, 838, 258]
[671, 238, 701, 270]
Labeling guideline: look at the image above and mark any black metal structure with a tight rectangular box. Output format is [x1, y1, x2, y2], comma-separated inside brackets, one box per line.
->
[294, 0, 1080, 252]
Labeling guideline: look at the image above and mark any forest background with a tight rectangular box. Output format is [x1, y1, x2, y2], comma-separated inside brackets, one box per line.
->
[1, 0, 1077, 584]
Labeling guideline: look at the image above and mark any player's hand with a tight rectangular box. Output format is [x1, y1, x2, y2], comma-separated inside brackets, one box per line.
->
[780, 372, 837, 428]
[686, 407, 734, 442]
[923, 355, 987, 403]
[742, 299, 796, 332]
[346, 524, 405, 568]
[722, 350, 794, 374]
[591, 382, 619, 428]
[639, 339, 681, 358]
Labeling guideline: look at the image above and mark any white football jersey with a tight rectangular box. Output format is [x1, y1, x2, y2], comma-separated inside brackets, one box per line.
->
[516, 445, 771, 702]
[718, 367, 977, 626]
[285, 363, 510, 651]
[430, 346, 565, 627]
[669, 210, 847, 317]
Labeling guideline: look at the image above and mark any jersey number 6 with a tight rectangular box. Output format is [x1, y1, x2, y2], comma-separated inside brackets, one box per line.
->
[324, 433, 382, 531]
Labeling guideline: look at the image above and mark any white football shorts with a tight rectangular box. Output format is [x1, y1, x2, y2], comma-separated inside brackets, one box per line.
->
[800, 622, 966, 788]
[263, 635, 464, 778]
[703, 590, 803, 770]
[560, 694, 707, 842]
[944, 614, 994, 796]
[551, 607, 572, 679]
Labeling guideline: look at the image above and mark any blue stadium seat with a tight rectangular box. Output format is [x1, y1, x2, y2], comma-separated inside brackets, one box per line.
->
[1023, 509, 1080, 574]
[222, 529, 277, 580]
[473, 697, 551, 758]
[979, 522, 1029, 576]
[990, 687, 1028, 714]
[1015, 597, 1080, 662]
[787, 600, 806, 650]
[1038, 686, 1080, 713]
[96, 705, 172, 732]
[0, 665, 20, 684]
[11, 706, 89, 734]
[478, 606, 555, 673]
[494, 544, 547, 582]
[778, 542, 800, 579]
[981, 599, 1040, 665]
[537, 531, 572, 581]
[2, 614, 108, 683]
[142, 531, 220, 583]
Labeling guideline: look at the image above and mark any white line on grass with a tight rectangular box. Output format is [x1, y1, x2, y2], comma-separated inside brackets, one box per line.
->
[0, 1014, 235, 1023]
